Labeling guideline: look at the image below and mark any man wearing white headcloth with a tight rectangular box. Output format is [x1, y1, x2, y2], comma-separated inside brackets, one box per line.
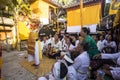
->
[95, 52, 120, 80]
[63, 55, 77, 80]
[38, 60, 68, 80]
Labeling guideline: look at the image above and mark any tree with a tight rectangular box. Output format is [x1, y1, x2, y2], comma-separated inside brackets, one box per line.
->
[0, 0, 31, 17]
[0, 0, 31, 50]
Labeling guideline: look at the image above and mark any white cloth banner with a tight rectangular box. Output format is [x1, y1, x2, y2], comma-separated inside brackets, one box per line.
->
[67, 24, 97, 33]
[40, 18, 49, 25]
[67, 26, 81, 33]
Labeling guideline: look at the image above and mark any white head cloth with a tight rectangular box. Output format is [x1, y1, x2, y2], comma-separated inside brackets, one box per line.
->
[52, 60, 67, 80]
[38, 77, 47, 80]
[63, 55, 73, 63]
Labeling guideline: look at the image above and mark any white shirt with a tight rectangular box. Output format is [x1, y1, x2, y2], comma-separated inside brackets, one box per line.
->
[101, 52, 120, 66]
[101, 52, 120, 80]
[97, 39, 106, 52]
[66, 66, 77, 80]
[61, 38, 66, 50]
[41, 40, 48, 50]
[72, 51, 90, 80]
[47, 37, 54, 44]
[75, 40, 79, 47]
[104, 41, 117, 48]
[63, 44, 75, 51]
[51, 40, 62, 51]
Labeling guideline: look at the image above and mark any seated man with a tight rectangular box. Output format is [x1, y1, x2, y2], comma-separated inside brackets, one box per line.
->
[49, 34, 62, 59]
[72, 42, 90, 80]
[63, 55, 77, 80]
[43, 43, 52, 57]
[94, 52, 120, 80]
[38, 60, 68, 80]
[104, 35, 117, 53]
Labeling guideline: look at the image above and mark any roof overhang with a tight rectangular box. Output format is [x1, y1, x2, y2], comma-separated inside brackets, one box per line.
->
[43, 0, 62, 7]
[63, 2, 79, 9]
[64, 0, 101, 9]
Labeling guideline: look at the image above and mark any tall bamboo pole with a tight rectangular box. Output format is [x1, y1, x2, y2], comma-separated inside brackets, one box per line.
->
[80, 0, 83, 27]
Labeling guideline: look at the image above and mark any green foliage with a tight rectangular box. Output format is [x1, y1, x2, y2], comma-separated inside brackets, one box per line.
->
[0, 0, 31, 16]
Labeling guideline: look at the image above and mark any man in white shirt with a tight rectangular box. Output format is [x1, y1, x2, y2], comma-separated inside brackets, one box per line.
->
[51, 34, 62, 51]
[94, 52, 120, 80]
[72, 42, 90, 80]
[63, 55, 77, 80]
[41, 36, 48, 52]
[38, 60, 68, 80]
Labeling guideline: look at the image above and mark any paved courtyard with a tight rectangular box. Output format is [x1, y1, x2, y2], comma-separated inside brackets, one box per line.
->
[2, 50, 37, 80]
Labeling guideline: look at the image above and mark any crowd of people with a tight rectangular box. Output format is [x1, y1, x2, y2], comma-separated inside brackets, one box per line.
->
[31, 27, 119, 80]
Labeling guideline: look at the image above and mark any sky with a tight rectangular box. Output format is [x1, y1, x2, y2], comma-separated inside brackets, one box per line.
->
[106, 0, 111, 3]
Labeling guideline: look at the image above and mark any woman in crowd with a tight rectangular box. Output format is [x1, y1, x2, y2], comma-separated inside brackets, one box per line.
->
[72, 42, 90, 80]
[47, 34, 54, 44]
[104, 35, 117, 53]
[41, 36, 48, 54]
[50, 34, 62, 58]
[62, 36, 75, 52]
[51, 34, 62, 51]
[61, 36, 75, 57]
[80, 27, 99, 59]
[97, 35, 106, 52]
[61, 33, 69, 50]
[70, 34, 79, 47]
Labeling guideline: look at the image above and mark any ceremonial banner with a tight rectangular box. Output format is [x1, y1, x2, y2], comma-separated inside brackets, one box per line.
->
[67, 4, 101, 26]
[109, 0, 120, 15]
[17, 21, 30, 40]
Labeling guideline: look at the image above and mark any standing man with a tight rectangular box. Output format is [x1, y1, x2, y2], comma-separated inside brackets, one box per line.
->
[34, 38, 43, 66]
[80, 27, 99, 59]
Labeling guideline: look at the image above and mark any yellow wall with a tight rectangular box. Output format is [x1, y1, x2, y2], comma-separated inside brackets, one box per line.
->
[67, 3, 101, 26]
[39, 0, 49, 18]
[30, 0, 57, 19]
[30, 0, 41, 16]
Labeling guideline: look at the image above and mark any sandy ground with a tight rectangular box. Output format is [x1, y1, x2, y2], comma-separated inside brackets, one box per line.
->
[2, 50, 37, 80]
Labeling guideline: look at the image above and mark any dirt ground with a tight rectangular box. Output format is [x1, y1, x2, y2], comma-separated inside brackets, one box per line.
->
[2, 50, 37, 80]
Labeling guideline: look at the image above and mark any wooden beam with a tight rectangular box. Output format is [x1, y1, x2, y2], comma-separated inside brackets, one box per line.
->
[80, 0, 83, 27]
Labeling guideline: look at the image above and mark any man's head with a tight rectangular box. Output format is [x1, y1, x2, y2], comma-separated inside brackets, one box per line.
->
[100, 35, 105, 41]
[77, 42, 88, 53]
[80, 27, 90, 38]
[54, 34, 59, 40]
[52, 61, 68, 80]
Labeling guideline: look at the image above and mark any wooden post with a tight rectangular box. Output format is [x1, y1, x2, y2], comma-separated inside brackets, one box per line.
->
[80, 0, 83, 27]
[1, 9, 8, 44]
